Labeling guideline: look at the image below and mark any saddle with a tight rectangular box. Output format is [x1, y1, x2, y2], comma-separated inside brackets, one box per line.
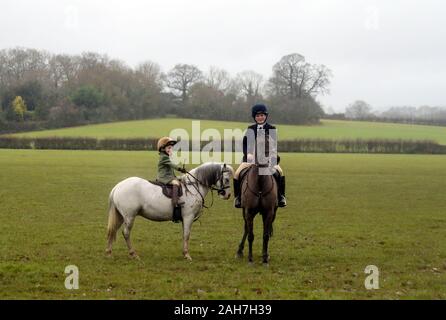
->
[150, 180, 183, 199]
[238, 166, 252, 185]
[239, 164, 277, 185]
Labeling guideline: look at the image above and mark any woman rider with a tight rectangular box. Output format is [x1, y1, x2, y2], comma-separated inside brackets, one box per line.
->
[233, 104, 287, 208]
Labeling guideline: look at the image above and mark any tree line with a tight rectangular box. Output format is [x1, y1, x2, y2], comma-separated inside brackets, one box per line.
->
[2, 136, 444, 155]
[0, 48, 332, 132]
[325, 100, 446, 126]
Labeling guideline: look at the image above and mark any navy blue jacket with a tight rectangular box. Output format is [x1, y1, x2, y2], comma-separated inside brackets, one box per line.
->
[242, 122, 280, 164]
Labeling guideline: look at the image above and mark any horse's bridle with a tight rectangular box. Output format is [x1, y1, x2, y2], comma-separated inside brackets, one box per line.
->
[211, 166, 232, 196]
[184, 164, 231, 208]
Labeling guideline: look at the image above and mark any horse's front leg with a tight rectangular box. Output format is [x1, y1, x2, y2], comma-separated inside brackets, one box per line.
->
[237, 209, 248, 258]
[262, 209, 274, 265]
[182, 215, 194, 261]
[247, 210, 255, 263]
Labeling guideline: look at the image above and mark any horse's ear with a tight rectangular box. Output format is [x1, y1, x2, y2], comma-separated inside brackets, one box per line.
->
[223, 163, 226, 169]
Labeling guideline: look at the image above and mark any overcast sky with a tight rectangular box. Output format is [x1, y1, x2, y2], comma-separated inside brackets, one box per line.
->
[1, 0, 445, 112]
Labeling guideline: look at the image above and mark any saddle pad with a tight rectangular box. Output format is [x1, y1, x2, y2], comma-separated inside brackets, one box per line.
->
[149, 180, 183, 199]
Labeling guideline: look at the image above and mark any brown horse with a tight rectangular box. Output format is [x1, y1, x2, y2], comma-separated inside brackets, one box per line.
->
[236, 164, 278, 264]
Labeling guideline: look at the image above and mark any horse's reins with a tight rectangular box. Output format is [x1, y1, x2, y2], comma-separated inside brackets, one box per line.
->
[183, 167, 231, 209]
[243, 165, 275, 199]
[184, 170, 210, 208]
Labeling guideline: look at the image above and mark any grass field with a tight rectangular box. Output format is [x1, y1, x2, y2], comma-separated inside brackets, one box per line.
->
[1, 149, 446, 299]
[7, 118, 446, 145]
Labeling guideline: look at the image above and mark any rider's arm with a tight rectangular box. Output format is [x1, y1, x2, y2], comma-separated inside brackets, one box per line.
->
[160, 155, 183, 172]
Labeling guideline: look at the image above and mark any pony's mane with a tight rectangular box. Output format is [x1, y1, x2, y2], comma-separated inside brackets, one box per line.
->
[188, 162, 230, 187]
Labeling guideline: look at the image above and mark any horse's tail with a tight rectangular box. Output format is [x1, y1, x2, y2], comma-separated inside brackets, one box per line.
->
[107, 188, 123, 243]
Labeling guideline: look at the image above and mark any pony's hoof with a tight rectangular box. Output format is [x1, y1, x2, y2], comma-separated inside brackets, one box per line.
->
[184, 254, 193, 261]
[236, 252, 243, 259]
[129, 252, 140, 260]
[105, 250, 112, 257]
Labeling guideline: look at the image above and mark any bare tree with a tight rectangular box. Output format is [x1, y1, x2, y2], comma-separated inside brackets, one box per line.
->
[79, 52, 108, 70]
[52, 54, 80, 87]
[235, 70, 264, 105]
[48, 55, 69, 89]
[269, 53, 332, 99]
[205, 66, 232, 94]
[306, 64, 332, 96]
[0, 48, 50, 86]
[0, 51, 8, 87]
[166, 64, 203, 103]
[345, 100, 373, 119]
[269, 53, 305, 98]
[136, 61, 163, 87]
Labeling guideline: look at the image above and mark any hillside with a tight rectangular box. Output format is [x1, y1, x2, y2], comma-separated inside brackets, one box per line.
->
[6, 118, 446, 145]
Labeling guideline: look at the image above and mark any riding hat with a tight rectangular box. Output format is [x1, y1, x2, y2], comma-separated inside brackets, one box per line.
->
[251, 104, 269, 119]
[157, 137, 177, 151]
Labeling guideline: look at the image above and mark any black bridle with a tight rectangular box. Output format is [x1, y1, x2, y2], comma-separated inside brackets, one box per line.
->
[212, 166, 232, 196]
[184, 165, 231, 208]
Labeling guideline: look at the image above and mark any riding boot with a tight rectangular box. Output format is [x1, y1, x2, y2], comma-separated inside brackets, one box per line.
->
[273, 172, 287, 207]
[279, 176, 287, 207]
[233, 178, 241, 208]
[171, 185, 183, 223]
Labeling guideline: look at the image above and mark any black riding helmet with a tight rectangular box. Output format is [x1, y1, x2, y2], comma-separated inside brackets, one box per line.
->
[251, 104, 269, 119]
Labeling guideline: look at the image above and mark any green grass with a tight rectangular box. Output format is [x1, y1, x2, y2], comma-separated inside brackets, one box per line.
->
[1, 149, 446, 299]
[7, 118, 446, 145]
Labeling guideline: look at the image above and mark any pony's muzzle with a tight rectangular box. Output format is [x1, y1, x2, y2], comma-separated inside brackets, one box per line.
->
[218, 189, 231, 199]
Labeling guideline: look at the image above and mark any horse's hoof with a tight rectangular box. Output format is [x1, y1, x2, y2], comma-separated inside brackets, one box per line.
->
[129, 252, 140, 260]
[105, 250, 112, 257]
[184, 254, 193, 261]
[236, 252, 243, 259]
[263, 262, 269, 267]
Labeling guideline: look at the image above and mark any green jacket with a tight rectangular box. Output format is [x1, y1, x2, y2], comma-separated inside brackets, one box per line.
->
[157, 152, 182, 184]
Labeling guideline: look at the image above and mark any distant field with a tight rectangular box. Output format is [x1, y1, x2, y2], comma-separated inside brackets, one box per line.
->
[7, 118, 446, 145]
[1, 149, 446, 299]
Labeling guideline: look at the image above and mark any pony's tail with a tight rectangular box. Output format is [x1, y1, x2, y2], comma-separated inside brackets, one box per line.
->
[107, 191, 123, 243]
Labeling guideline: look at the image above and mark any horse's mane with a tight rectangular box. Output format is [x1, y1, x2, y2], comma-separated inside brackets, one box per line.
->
[187, 162, 228, 187]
